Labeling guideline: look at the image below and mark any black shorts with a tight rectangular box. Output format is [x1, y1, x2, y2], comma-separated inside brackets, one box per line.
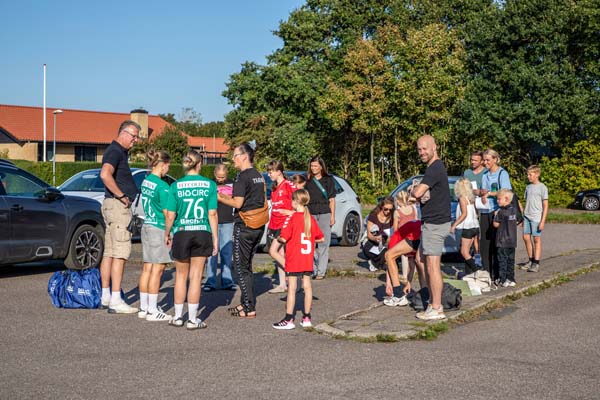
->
[171, 231, 213, 260]
[461, 228, 480, 239]
[406, 238, 420, 251]
[285, 271, 312, 277]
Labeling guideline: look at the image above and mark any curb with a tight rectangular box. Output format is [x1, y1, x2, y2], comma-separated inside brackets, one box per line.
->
[315, 258, 600, 341]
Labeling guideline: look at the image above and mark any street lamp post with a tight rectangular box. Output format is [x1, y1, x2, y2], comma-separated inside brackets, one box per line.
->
[52, 110, 63, 186]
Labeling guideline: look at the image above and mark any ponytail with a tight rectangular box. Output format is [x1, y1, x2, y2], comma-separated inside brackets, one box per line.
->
[292, 189, 312, 238]
[303, 207, 311, 239]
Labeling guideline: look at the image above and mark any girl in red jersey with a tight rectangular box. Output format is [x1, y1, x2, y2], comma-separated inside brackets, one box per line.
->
[271, 189, 324, 330]
[266, 160, 297, 294]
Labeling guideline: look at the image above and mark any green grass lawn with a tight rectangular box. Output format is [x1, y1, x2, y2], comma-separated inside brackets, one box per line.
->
[546, 211, 600, 224]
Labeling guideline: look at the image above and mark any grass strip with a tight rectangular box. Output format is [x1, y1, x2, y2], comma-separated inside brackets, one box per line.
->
[545, 212, 600, 225]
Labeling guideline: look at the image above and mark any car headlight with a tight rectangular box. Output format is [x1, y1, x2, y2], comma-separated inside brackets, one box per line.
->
[576, 192, 584, 197]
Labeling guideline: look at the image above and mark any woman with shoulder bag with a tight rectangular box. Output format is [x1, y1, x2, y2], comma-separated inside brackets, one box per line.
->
[218, 142, 267, 318]
[305, 156, 336, 279]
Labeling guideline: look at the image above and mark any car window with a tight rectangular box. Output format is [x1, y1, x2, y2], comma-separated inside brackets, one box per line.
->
[334, 178, 344, 195]
[1, 169, 46, 197]
[60, 172, 99, 191]
[133, 171, 148, 190]
[162, 175, 176, 186]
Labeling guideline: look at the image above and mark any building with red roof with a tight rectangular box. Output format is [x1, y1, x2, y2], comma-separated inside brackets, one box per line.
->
[0, 104, 230, 163]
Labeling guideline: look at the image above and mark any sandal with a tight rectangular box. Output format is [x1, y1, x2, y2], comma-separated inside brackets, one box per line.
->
[230, 305, 256, 319]
[228, 304, 244, 315]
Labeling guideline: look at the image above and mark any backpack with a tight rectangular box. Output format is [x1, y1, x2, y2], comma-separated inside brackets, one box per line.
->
[48, 268, 102, 309]
[408, 283, 462, 311]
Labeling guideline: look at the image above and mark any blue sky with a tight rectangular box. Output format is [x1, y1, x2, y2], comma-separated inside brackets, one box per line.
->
[0, 0, 304, 122]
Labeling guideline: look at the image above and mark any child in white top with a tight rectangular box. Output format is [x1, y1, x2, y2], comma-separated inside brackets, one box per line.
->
[451, 178, 480, 276]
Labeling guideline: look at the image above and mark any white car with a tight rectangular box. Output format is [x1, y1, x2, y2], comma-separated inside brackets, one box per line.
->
[259, 172, 362, 248]
[58, 168, 176, 237]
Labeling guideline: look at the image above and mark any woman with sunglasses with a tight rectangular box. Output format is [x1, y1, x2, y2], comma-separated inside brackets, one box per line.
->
[218, 142, 266, 318]
[361, 196, 395, 272]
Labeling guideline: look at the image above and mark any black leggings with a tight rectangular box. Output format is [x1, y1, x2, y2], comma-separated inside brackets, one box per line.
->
[479, 213, 499, 280]
[232, 223, 264, 312]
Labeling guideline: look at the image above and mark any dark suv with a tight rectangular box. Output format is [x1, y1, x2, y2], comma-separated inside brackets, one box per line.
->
[0, 160, 105, 269]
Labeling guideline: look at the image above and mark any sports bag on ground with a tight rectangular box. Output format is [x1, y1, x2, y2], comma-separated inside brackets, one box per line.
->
[408, 283, 462, 311]
[48, 268, 101, 309]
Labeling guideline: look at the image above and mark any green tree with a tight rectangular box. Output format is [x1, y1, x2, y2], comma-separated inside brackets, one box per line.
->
[131, 125, 190, 164]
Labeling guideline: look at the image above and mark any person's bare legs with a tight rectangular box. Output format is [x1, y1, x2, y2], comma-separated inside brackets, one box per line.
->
[385, 240, 413, 286]
[286, 276, 298, 315]
[425, 254, 443, 309]
[100, 256, 112, 290]
[148, 264, 165, 295]
[187, 256, 206, 305]
[401, 255, 409, 280]
[302, 275, 312, 316]
[174, 260, 190, 305]
[269, 240, 287, 290]
[523, 233, 534, 260]
[139, 262, 151, 293]
[110, 258, 126, 294]
[415, 251, 427, 289]
[533, 236, 542, 261]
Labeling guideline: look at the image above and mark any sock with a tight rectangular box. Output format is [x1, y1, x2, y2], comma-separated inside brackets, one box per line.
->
[285, 313, 294, 321]
[533, 259, 540, 264]
[392, 285, 404, 298]
[303, 312, 311, 319]
[530, 257, 534, 263]
[139, 292, 148, 312]
[174, 304, 184, 319]
[101, 287, 111, 302]
[110, 291, 122, 305]
[464, 258, 477, 274]
[188, 303, 199, 323]
[147, 294, 158, 314]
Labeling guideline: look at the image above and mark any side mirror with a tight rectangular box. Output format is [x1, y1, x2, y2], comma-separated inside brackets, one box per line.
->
[44, 187, 63, 201]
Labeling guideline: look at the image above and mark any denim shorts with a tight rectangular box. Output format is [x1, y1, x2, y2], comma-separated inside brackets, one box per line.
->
[523, 217, 542, 237]
[141, 224, 172, 264]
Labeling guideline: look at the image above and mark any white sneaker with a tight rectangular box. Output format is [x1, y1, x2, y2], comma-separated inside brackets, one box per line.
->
[101, 298, 110, 309]
[416, 305, 446, 321]
[383, 296, 409, 307]
[506, 280, 516, 287]
[137, 310, 148, 319]
[146, 310, 172, 322]
[300, 316, 313, 328]
[368, 260, 378, 272]
[186, 319, 207, 330]
[107, 302, 139, 314]
[169, 317, 184, 327]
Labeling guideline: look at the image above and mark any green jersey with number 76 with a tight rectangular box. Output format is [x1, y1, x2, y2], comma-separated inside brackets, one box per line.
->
[166, 175, 217, 233]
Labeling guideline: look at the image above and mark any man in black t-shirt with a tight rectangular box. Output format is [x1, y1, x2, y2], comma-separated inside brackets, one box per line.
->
[99, 120, 140, 314]
[411, 135, 451, 321]
[204, 164, 236, 291]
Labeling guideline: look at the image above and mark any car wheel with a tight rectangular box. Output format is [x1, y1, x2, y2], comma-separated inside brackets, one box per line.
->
[339, 212, 361, 246]
[65, 224, 104, 270]
[582, 196, 600, 211]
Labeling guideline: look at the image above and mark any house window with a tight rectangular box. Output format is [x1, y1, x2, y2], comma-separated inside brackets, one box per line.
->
[74, 146, 97, 162]
[37, 144, 54, 162]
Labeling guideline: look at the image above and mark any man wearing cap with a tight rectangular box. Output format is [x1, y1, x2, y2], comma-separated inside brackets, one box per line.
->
[99, 120, 141, 314]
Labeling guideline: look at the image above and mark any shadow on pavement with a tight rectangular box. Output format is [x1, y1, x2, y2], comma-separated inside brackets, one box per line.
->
[0, 260, 65, 279]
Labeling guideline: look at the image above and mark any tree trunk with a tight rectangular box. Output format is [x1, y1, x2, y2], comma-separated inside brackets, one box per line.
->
[394, 134, 401, 184]
[370, 132, 375, 186]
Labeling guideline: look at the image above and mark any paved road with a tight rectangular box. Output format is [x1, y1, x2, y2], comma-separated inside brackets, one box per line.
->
[1, 223, 599, 399]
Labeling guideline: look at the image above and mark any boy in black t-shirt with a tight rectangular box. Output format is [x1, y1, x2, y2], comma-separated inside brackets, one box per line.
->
[493, 189, 518, 287]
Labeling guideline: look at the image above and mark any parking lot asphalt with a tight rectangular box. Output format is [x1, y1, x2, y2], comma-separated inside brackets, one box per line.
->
[1, 222, 599, 399]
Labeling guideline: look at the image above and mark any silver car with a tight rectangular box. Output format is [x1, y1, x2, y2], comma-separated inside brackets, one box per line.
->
[260, 172, 362, 248]
[59, 168, 176, 237]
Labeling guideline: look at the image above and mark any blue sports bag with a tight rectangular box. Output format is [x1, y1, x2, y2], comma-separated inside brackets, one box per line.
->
[48, 268, 102, 309]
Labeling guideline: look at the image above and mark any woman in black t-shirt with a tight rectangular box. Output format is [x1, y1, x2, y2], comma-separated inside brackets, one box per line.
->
[362, 197, 394, 272]
[218, 143, 266, 318]
[305, 156, 336, 279]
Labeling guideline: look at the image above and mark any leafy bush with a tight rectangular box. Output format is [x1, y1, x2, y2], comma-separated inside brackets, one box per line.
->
[539, 140, 600, 207]
[10, 160, 217, 186]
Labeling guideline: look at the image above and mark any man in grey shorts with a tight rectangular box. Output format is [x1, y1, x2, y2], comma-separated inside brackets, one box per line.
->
[411, 135, 452, 321]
